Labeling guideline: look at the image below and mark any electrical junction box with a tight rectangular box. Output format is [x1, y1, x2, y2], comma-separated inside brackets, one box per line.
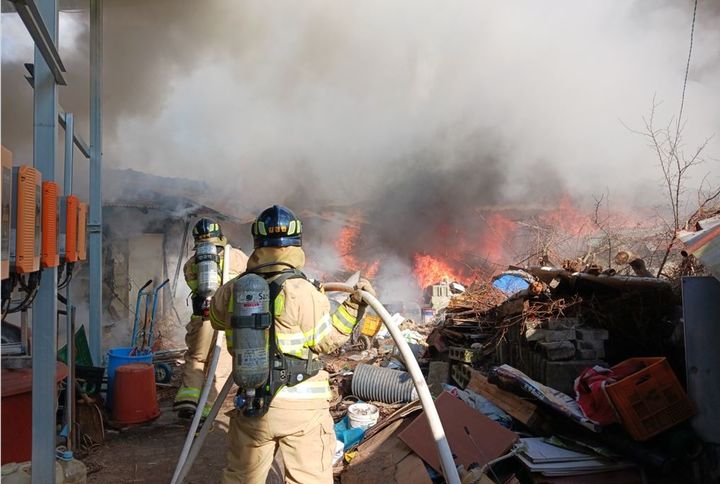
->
[58, 195, 79, 263]
[41, 181, 59, 268]
[77, 202, 87, 261]
[1, 146, 12, 280]
[10, 166, 41, 274]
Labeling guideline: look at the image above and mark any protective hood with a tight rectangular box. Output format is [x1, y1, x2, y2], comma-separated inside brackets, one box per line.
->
[193, 235, 228, 249]
[247, 246, 306, 273]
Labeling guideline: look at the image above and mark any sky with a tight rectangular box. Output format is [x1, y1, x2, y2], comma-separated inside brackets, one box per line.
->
[2, 1, 718, 215]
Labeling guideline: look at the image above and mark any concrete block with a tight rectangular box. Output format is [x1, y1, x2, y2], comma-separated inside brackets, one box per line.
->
[526, 328, 576, 342]
[576, 328, 609, 341]
[427, 361, 450, 397]
[547, 318, 580, 330]
[576, 349, 598, 360]
[539, 341, 576, 361]
[545, 360, 606, 395]
[577, 340, 606, 358]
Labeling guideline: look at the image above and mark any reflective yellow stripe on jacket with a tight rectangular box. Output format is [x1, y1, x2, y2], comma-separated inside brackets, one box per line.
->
[175, 386, 201, 402]
[276, 379, 332, 400]
[218, 292, 334, 353]
[331, 304, 357, 335]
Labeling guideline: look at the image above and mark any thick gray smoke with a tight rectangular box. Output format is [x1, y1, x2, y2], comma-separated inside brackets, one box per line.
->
[2, 0, 719, 305]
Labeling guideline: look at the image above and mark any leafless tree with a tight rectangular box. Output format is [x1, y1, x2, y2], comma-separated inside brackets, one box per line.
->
[625, 97, 716, 277]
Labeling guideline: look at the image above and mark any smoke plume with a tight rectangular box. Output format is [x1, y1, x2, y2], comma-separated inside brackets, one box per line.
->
[3, 0, 719, 304]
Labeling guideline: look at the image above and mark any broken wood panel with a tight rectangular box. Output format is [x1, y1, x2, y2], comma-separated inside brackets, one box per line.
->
[465, 368, 540, 427]
[342, 417, 416, 484]
[394, 453, 432, 484]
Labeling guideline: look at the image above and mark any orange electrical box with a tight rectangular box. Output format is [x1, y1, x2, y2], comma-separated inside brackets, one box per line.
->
[11, 166, 41, 273]
[1, 146, 12, 280]
[59, 195, 79, 263]
[41, 181, 59, 268]
[77, 202, 87, 261]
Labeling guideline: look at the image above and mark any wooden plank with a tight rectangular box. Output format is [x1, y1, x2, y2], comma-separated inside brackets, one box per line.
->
[342, 417, 415, 484]
[465, 367, 540, 427]
[394, 453, 432, 484]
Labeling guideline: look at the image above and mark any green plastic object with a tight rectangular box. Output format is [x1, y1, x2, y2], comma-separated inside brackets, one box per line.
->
[58, 325, 94, 367]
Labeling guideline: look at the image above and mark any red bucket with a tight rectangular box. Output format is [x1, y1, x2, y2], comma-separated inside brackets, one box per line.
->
[112, 363, 160, 424]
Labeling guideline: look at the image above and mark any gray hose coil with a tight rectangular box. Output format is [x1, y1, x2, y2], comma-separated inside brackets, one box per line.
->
[351, 363, 419, 404]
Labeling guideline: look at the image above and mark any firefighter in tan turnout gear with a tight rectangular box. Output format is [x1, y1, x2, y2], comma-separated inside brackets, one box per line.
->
[174, 218, 248, 419]
[210, 205, 375, 484]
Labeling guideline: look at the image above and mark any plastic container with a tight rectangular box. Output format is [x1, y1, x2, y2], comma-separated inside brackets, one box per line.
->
[57, 450, 87, 484]
[347, 402, 379, 430]
[106, 347, 153, 408]
[605, 357, 694, 441]
[112, 363, 160, 424]
[360, 315, 382, 337]
[421, 307, 434, 325]
[1, 461, 64, 483]
[1, 363, 68, 464]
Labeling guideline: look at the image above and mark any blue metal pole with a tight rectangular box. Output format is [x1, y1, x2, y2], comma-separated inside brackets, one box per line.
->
[88, 0, 103, 365]
[63, 112, 75, 451]
[31, 0, 59, 481]
[63, 113, 73, 195]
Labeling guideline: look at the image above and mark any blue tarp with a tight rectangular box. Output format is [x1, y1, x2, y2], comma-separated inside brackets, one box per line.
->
[492, 274, 530, 295]
[334, 415, 366, 448]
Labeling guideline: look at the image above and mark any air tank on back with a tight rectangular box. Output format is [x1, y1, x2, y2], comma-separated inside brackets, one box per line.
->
[195, 241, 220, 297]
[231, 273, 271, 391]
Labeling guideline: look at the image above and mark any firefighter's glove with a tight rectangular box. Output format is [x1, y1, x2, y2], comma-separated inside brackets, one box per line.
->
[345, 278, 376, 311]
[191, 295, 211, 317]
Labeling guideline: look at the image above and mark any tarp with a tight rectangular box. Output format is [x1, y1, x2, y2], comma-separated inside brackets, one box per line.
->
[492, 269, 534, 295]
[679, 215, 720, 281]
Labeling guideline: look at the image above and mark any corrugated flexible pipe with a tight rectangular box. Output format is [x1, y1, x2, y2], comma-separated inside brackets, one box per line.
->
[352, 363, 418, 403]
[323, 283, 460, 484]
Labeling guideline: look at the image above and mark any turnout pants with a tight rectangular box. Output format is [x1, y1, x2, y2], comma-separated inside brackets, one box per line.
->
[222, 406, 335, 484]
[176, 315, 218, 406]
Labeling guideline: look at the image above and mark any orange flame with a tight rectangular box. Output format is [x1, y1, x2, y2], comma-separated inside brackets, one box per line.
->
[541, 194, 593, 236]
[413, 254, 467, 288]
[477, 213, 518, 264]
[335, 225, 360, 269]
[336, 224, 379, 279]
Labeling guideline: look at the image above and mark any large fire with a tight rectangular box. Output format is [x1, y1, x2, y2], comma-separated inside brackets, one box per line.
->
[335, 224, 379, 279]
[412, 254, 469, 289]
[332, 194, 608, 291]
[477, 213, 518, 264]
[540, 194, 594, 236]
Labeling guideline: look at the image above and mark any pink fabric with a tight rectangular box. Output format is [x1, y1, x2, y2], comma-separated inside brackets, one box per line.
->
[574, 363, 643, 425]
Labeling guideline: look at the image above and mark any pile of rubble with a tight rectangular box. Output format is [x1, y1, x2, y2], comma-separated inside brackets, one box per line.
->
[327, 261, 716, 483]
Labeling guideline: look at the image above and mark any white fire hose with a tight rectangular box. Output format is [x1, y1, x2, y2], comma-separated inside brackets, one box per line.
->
[323, 283, 460, 484]
[172, 279, 461, 484]
[171, 245, 232, 484]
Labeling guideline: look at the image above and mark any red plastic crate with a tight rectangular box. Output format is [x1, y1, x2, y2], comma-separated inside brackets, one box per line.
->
[605, 357, 694, 441]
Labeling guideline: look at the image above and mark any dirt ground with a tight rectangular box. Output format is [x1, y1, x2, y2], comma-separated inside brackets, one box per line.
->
[84, 349, 284, 483]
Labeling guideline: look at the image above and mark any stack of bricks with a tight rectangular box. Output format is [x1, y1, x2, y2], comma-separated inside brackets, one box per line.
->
[517, 318, 609, 394]
[525, 317, 579, 361]
[525, 318, 608, 361]
[575, 328, 608, 360]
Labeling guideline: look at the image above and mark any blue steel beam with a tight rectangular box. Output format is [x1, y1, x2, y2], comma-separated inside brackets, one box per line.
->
[23, 64, 90, 158]
[9, 0, 66, 85]
[59, 111, 90, 159]
[31, 0, 59, 482]
[88, 0, 103, 365]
